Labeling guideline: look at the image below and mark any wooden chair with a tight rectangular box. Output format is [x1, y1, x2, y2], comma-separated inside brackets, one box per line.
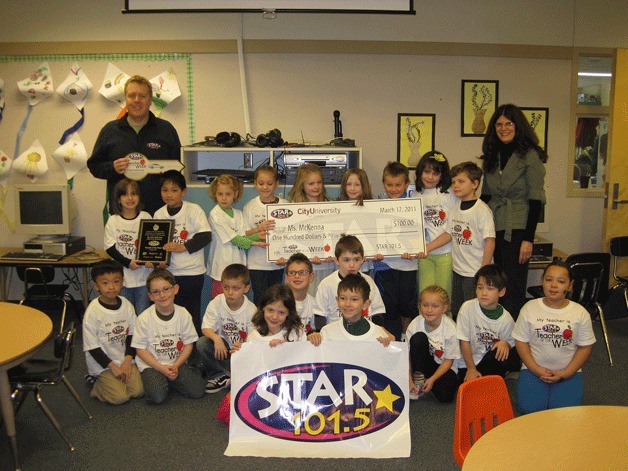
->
[9, 323, 92, 451]
[453, 375, 514, 467]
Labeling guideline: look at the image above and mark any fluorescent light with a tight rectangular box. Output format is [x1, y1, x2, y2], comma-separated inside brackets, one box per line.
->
[578, 72, 612, 77]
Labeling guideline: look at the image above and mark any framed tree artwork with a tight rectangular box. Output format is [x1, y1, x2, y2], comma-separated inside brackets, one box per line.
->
[397, 113, 435, 168]
[461, 80, 499, 136]
[520, 107, 549, 151]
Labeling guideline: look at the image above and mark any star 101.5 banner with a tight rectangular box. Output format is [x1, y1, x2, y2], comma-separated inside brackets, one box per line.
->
[225, 341, 410, 458]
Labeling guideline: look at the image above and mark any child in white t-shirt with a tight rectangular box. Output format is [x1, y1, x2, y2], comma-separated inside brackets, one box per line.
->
[284, 252, 322, 335]
[513, 260, 595, 414]
[83, 260, 144, 405]
[245, 284, 306, 345]
[311, 274, 391, 346]
[406, 285, 461, 402]
[197, 264, 257, 394]
[243, 165, 287, 305]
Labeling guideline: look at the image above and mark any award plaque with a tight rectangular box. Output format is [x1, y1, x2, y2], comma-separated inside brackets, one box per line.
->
[137, 219, 175, 264]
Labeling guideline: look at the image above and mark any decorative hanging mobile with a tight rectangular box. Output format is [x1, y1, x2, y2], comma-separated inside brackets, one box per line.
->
[150, 68, 181, 116]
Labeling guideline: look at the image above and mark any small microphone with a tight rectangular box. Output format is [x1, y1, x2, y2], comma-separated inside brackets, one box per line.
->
[333, 110, 343, 138]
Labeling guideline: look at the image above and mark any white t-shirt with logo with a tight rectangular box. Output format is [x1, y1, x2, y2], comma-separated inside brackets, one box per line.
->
[201, 293, 257, 348]
[104, 211, 152, 288]
[207, 205, 247, 280]
[513, 298, 596, 371]
[153, 201, 210, 276]
[243, 195, 287, 270]
[296, 293, 317, 334]
[456, 298, 515, 367]
[406, 314, 461, 373]
[247, 327, 306, 344]
[83, 297, 137, 376]
[131, 305, 198, 372]
[415, 188, 457, 255]
[446, 199, 495, 277]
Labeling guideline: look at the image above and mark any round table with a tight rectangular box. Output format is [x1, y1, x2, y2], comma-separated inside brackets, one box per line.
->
[0, 302, 53, 470]
[462, 405, 628, 470]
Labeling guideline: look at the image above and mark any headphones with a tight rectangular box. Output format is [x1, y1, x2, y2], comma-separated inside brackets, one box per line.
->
[255, 129, 284, 148]
[215, 131, 242, 148]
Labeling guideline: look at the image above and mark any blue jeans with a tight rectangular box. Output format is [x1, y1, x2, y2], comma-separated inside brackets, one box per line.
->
[121, 285, 151, 316]
[196, 336, 231, 379]
[517, 369, 583, 414]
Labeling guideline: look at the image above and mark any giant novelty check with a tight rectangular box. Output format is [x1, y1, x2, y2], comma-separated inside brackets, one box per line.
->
[266, 199, 425, 261]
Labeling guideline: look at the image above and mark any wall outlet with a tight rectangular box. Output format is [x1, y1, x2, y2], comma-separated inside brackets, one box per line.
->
[244, 152, 253, 168]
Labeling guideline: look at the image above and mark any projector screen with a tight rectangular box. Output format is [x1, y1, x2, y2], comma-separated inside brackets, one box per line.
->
[124, 1, 414, 14]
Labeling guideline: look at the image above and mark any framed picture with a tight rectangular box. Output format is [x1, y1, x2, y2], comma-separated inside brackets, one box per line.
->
[461, 80, 499, 136]
[397, 113, 435, 168]
[520, 107, 549, 151]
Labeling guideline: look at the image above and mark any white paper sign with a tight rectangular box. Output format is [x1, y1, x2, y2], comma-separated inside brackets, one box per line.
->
[266, 199, 425, 261]
[226, 341, 410, 458]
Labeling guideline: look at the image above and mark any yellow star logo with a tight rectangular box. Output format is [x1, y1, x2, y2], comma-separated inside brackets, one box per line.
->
[373, 384, 401, 412]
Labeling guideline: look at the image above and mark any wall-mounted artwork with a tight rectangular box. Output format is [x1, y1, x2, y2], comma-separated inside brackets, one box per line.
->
[461, 80, 498, 136]
[397, 113, 435, 168]
[520, 107, 549, 151]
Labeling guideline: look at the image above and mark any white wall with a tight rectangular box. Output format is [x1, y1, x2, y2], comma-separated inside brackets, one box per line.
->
[1, 0, 624, 298]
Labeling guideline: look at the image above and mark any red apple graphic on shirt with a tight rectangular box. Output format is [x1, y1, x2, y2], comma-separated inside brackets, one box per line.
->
[324, 244, 331, 252]
[126, 327, 130, 335]
[140, 159, 145, 165]
[462, 228, 472, 240]
[239, 330, 247, 340]
[134, 239, 139, 248]
[439, 210, 446, 221]
[176, 340, 184, 351]
[305, 324, 313, 333]
[180, 229, 189, 240]
[435, 349, 444, 358]
[563, 328, 573, 339]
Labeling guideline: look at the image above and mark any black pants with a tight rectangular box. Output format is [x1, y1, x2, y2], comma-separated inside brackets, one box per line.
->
[409, 332, 460, 403]
[494, 229, 530, 320]
[174, 274, 206, 335]
[457, 346, 521, 383]
[374, 268, 418, 340]
[249, 268, 284, 307]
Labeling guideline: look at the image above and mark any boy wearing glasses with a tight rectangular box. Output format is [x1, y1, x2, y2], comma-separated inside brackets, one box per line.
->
[285, 253, 322, 337]
[131, 268, 205, 404]
[313, 234, 386, 325]
[197, 264, 256, 394]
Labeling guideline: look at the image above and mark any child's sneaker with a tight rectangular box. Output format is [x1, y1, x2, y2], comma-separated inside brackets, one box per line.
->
[206, 374, 231, 394]
[84, 374, 97, 388]
[409, 371, 425, 400]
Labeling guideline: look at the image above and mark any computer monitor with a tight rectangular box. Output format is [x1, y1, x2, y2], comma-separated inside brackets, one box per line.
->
[14, 183, 77, 239]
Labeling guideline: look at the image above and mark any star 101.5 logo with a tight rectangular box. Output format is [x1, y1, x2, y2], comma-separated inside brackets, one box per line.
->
[234, 363, 405, 442]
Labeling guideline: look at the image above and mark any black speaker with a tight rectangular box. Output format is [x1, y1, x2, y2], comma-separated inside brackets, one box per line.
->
[255, 129, 284, 148]
[215, 131, 241, 147]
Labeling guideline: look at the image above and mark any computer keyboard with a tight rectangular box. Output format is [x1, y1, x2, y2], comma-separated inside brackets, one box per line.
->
[0, 251, 64, 262]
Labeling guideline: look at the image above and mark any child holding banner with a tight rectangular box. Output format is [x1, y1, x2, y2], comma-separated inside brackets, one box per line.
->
[247, 284, 307, 345]
[287, 163, 333, 294]
[314, 234, 386, 324]
[243, 165, 287, 305]
[315, 274, 391, 346]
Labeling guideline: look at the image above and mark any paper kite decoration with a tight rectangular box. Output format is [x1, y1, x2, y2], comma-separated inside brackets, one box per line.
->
[13, 139, 48, 182]
[150, 68, 181, 116]
[99, 63, 129, 107]
[57, 63, 92, 110]
[18, 63, 54, 106]
[52, 133, 87, 181]
[0, 149, 11, 179]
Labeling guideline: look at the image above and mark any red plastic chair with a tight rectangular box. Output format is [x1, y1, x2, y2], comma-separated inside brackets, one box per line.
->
[453, 375, 514, 467]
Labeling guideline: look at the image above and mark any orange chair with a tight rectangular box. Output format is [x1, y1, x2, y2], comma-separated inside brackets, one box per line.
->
[453, 375, 514, 467]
